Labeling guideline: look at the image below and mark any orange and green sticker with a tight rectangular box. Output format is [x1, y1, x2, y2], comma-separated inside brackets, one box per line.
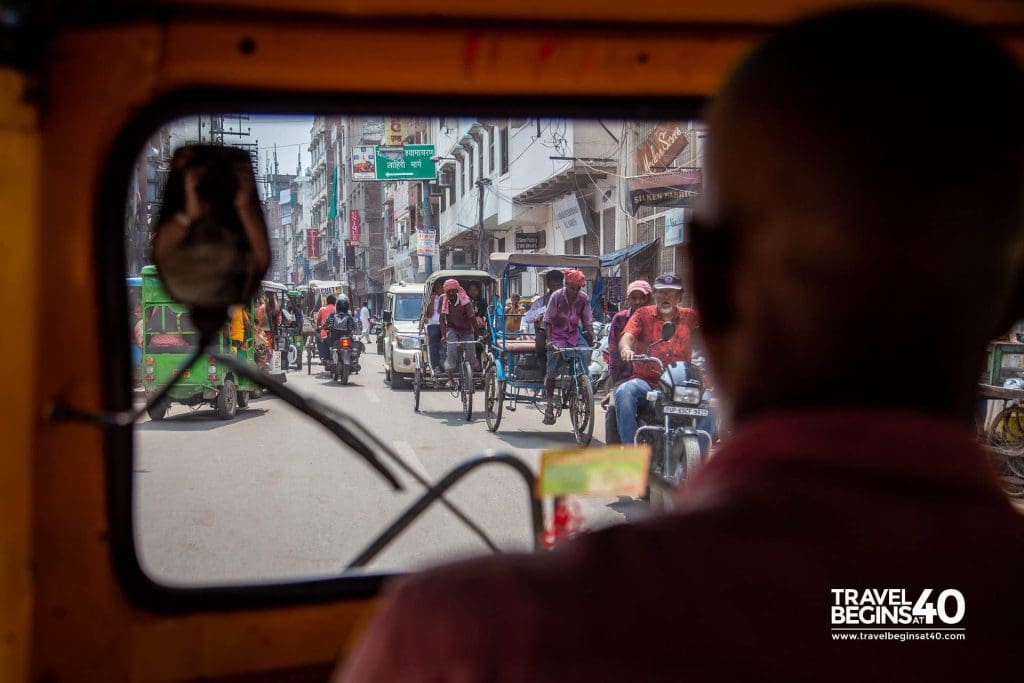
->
[537, 445, 651, 498]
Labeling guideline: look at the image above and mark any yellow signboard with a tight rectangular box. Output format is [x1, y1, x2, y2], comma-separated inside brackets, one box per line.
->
[537, 445, 651, 498]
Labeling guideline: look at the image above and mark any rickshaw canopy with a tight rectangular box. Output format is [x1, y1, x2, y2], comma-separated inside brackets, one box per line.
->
[422, 269, 497, 301]
[307, 280, 348, 297]
[260, 280, 290, 294]
[488, 252, 602, 280]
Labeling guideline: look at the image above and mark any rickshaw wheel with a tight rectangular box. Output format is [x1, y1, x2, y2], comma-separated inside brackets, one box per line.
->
[990, 405, 1024, 448]
[236, 391, 250, 409]
[484, 365, 505, 432]
[216, 379, 238, 420]
[569, 376, 595, 446]
[461, 359, 474, 421]
[413, 367, 422, 411]
[306, 346, 312, 374]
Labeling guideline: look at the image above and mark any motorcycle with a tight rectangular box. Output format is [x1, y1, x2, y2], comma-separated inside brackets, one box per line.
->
[629, 322, 713, 509]
[326, 334, 363, 384]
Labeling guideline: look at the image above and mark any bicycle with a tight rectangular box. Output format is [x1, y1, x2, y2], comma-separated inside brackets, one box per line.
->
[550, 345, 596, 446]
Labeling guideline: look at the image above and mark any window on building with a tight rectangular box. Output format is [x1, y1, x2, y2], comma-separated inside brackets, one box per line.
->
[457, 158, 465, 197]
[499, 124, 509, 175]
[602, 207, 616, 253]
[476, 133, 484, 177]
[467, 148, 474, 186]
[487, 125, 495, 174]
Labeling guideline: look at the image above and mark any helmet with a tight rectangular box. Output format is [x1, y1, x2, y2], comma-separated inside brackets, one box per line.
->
[335, 295, 350, 313]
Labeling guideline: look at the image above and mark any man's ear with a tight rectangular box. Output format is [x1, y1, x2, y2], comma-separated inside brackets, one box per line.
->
[690, 221, 736, 335]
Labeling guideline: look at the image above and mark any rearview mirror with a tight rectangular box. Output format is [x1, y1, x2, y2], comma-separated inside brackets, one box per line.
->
[383, 310, 393, 324]
[152, 145, 270, 322]
[661, 321, 676, 341]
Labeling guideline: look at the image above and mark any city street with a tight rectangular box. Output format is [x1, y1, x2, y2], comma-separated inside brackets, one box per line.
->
[134, 343, 648, 588]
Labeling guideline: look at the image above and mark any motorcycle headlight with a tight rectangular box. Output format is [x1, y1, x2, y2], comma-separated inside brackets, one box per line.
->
[396, 335, 422, 350]
[673, 385, 702, 405]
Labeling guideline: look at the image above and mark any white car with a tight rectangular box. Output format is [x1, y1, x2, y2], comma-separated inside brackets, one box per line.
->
[383, 283, 425, 388]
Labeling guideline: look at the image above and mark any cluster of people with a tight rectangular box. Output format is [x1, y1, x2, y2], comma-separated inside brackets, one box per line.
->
[313, 294, 369, 365]
[421, 278, 488, 384]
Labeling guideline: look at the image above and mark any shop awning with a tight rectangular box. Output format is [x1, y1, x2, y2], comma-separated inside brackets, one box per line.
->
[599, 240, 658, 269]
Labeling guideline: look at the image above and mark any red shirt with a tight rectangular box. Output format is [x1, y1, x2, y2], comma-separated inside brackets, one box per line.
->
[317, 304, 335, 339]
[442, 300, 477, 335]
[340, 409, 1024, 682]
[623, 304, 699, 387]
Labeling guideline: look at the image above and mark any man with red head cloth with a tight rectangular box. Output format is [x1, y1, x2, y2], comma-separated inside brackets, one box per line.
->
[439, 278, 481, 388]
[539, 268, 595, 424]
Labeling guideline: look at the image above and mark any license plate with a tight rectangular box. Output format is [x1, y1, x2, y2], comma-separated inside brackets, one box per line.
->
[664, 405, 709, 417]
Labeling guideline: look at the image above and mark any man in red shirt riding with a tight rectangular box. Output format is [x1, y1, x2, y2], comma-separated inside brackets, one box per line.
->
[614, 273, 699, 444]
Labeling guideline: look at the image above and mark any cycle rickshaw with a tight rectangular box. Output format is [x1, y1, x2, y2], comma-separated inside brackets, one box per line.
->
[484, 252, 602, 445]
[411, 269, 497, 421]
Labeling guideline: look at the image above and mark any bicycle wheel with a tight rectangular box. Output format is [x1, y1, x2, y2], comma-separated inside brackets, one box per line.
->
[484, 365, 505, 432]
[990, 405, 1024, 479]
[462, 359, 474, 421]
[413, 367, 422, 412]
[569, 372, 595, 446]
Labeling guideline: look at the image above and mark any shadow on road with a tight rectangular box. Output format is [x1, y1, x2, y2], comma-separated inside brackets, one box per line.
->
[605, 495, 654, 523]
[491, 429, 605, 450]
[138, 408, 269, 431]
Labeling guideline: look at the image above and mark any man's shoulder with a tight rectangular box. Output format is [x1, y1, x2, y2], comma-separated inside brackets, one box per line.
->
[385, 510, 730, 623]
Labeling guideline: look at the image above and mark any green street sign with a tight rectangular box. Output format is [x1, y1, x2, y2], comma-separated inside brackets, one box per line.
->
[375, 144, 436, 181]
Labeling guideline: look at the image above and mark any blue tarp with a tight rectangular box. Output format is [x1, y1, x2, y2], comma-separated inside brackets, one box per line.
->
[599, 240, 658, 270]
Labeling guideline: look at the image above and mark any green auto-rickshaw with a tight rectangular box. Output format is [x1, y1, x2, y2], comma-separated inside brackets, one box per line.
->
[140, 265, 259, 420]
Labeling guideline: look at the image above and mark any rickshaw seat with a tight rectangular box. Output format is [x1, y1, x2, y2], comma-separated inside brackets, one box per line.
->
[504, 339, 537, 353]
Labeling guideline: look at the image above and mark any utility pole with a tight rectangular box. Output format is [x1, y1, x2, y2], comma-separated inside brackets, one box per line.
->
[475, 177, 491, 269]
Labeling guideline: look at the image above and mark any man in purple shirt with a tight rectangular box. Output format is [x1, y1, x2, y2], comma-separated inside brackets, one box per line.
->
[540, 268, 594, 424]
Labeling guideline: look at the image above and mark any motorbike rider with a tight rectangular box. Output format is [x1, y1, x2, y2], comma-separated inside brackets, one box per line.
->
[602, 279, 653, 443]
[325, 295, 358, 353]
[615, 273, 700, 444]
[316, 294, 336, 365]
[540, 269, 595, 425]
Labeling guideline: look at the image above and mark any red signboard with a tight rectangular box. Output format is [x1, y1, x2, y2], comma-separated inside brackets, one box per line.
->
[306, 229, 320, 258]
[636, 122, 689, 175]
[349, 209, 361, 245]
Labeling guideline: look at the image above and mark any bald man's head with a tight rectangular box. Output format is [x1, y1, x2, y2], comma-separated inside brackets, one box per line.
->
[692, 7, 1024, 422]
